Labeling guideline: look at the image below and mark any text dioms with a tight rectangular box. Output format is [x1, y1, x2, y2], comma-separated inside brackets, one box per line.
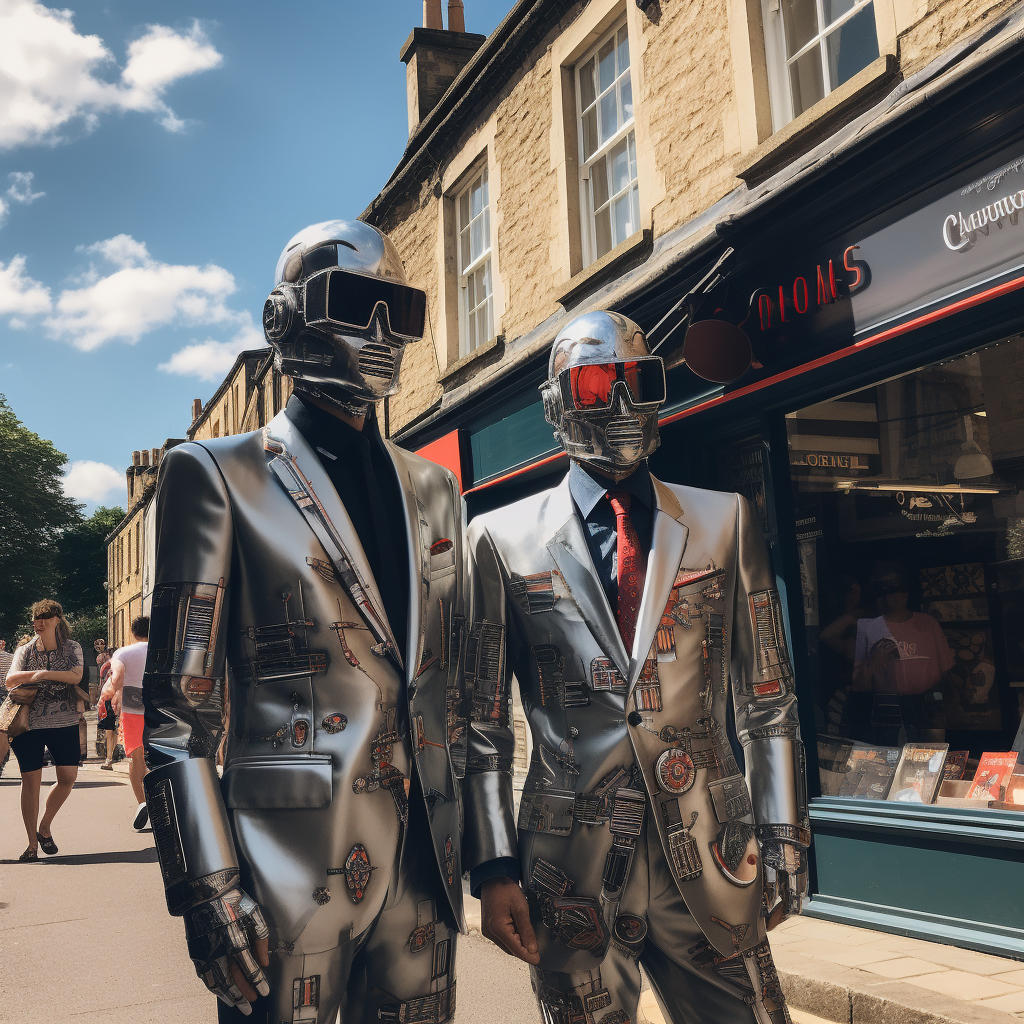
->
[751, 246, 869, 332]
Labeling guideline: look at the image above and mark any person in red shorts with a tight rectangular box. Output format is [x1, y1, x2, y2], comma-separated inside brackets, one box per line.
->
[100, 616, 149, 829]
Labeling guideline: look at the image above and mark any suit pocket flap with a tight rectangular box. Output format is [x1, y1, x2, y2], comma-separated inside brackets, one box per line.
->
[222, 754, 333, 810]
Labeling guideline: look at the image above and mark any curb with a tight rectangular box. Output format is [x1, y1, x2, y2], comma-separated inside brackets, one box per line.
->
[776, 951, 1018, 1024]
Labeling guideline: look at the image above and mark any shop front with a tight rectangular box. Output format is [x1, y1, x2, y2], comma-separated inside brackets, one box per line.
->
[403, 49, 1024, 956]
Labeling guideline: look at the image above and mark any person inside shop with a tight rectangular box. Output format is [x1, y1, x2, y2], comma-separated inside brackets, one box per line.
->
[853, 563, 955, 744]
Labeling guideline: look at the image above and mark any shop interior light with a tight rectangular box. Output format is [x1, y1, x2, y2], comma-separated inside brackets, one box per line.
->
[835, 481, 1002, 494]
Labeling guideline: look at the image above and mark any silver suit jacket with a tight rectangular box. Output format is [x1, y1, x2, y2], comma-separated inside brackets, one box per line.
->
[143, 409, 467, 944]
[464, 473, 808, 970]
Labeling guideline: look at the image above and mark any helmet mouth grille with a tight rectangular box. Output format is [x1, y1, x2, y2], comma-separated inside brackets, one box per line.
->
[358, 342, 396, 382]
[605, 416, 644, 451]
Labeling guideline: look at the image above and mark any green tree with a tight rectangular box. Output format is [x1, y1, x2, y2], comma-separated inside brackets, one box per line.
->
[0, 394, 83, 642]
[55, 505, 125, 612]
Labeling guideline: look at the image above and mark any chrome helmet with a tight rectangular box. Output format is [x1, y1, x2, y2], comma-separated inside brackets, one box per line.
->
[262, 220, 426, 413]
[540, 310, 665, 472]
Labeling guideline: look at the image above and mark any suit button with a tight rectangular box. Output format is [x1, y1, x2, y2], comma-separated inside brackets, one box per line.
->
[627, 711, 643, 726]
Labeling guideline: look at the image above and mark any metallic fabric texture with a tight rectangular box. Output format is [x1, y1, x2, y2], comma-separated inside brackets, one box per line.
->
[143, 403, 468, 1020]
[464, 470, 809, 1004]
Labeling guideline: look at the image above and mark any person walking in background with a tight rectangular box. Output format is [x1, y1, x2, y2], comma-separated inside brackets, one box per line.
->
[4, 600, 87, 861]
[99, 617, 149, 828]
[0, 638, 13, 777]
[94, 640, 117, 769]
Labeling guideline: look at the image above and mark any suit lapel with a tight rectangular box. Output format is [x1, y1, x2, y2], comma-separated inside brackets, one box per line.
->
[628, 478, 688, 689]
[263, 410, 403, 671]
[545, 479, 630, 678]
[385, 441, 428, 687]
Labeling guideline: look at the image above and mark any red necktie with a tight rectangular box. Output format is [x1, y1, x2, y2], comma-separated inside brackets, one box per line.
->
[608, 491, 646, 653]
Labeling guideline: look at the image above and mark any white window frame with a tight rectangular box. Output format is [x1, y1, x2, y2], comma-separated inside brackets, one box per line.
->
[456, 165, 494, 359]
[761, 0, 879, 131]
[576, 18, 640, 268]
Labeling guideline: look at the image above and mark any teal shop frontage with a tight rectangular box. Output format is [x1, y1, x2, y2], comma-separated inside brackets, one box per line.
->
[399, 17, 1024, 960]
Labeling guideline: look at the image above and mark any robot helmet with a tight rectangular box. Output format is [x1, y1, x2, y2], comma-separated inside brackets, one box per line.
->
[262, 220, 426, 412]
[540, 310, 665, 472]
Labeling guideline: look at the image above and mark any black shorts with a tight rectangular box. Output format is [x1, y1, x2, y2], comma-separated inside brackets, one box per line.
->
[10, 725, 82, 773]
[98, 706, 116, 730]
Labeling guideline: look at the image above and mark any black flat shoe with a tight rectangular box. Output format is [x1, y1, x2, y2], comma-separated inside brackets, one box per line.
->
[37, 832, 58, 855]
[19, 847, 38, 862]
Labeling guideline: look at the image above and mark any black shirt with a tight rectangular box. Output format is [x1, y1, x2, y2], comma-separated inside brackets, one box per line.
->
[285, 395, 409, 659]
[568, 460, 654, 613]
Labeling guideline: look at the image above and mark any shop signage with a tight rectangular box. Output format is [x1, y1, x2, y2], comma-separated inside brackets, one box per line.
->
[789, 452, 871, 470]
[739, 140, 1024, 371]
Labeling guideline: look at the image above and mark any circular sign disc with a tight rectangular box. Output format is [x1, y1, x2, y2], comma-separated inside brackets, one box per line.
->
[682, 320, 753, 383]
[655, 748, 696, 794]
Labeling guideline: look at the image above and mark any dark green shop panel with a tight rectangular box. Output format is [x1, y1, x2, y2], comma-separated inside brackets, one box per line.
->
[468, 395, 558, 486]
[809, 800, 1024, 958]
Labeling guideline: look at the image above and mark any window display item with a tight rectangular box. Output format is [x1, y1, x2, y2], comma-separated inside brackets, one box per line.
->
[886, 745, 948, 804]
[837, 747, 900, 799]
[1002, 761, 1024, 806]
[966, 753, 1019, 801]
[942, 751, 969, 781]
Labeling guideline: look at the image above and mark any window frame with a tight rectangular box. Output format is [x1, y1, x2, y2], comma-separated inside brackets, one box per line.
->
[455, 163, 495, 360]
[575, 17, 640, 268]
[761, 0, 879, 130]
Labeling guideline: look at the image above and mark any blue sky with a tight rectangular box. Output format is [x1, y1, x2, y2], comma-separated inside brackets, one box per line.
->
[0, 0, 509, 510]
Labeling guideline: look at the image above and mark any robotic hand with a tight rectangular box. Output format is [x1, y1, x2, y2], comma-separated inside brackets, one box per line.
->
[759, 833, 808, 927]
[184, 887, 271, 1014]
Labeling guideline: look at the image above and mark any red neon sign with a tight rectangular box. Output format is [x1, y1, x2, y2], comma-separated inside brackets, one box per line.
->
[753, 245, 868, 332]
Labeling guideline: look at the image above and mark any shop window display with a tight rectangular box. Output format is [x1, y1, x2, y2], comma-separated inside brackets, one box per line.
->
[786, 337, 1024, 808]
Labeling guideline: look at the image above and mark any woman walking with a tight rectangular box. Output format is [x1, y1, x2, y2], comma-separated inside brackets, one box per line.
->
[5, 600, 87, 861]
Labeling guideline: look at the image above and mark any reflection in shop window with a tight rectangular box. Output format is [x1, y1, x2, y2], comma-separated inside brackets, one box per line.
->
[788, 338, 1024, 809]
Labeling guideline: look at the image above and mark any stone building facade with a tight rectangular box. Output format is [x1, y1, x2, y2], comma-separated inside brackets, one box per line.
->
[363, 0, 1018, 437]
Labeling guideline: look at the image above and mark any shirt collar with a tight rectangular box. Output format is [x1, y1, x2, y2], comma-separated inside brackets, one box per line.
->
[568, 460, 652, 520]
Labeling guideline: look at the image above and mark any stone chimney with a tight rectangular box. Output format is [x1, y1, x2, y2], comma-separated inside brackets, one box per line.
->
[132, 451, 142, 467]
[400, 2, 485, 135]
[191, 398, 203, 422]
[151, 448, 160, 466]
[140, 450, 150, 467]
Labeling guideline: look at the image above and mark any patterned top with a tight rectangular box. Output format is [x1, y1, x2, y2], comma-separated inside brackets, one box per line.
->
[8, 639, 85, 730]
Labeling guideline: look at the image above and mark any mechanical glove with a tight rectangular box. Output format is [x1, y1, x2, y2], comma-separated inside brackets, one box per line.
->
[184, 887, 270, 1014]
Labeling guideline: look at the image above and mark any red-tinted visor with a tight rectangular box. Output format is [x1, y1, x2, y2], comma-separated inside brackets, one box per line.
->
[304, 268, 427, 340]
[562, 359, 665, 410]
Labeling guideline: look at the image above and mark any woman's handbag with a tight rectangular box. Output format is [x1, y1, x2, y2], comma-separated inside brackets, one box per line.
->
[0, 694, 32, 738]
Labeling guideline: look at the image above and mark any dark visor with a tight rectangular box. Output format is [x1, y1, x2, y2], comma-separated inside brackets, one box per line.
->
[559, 359, 665, 411]
[304, 268, 427, 340]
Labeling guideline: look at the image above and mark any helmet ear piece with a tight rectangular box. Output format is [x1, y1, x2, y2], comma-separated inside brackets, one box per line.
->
[540, 380, 561, 428]
[263, 285, 300, 345]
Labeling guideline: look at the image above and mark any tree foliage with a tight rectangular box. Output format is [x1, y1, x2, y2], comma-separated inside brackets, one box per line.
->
[0, 394, 84, 642]
[55, 505, 125, 611]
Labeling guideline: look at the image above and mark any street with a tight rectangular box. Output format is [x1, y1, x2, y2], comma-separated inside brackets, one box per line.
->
[0, 761, 537, 1024]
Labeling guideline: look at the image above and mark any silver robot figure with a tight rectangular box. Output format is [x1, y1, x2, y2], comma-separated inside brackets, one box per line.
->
[464, 311, 809, 1024]
[143, 221, 467, 1024]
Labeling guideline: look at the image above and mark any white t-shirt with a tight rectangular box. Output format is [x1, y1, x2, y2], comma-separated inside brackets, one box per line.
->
[112, 641, 148, 714]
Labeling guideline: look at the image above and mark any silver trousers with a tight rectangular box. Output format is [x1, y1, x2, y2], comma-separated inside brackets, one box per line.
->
[527, 820, 790, 1024]
[219, 809, 457, 1024]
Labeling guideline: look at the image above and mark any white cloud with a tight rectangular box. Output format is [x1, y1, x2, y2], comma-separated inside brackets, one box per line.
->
[159, 319, 267, 382]
[0, 195, 7, 228]
[0, 3, 223, 149]
[63, 459, 123, 503]
[45, 233, 244, 351]
[6, 170, 44, 203]
[0, 254, 51, 316]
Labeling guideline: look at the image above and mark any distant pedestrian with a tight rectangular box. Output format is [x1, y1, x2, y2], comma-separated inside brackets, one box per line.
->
[0, 639, 12, 776]
[100, 617, 149, 829]
[94, 640, 116, 768]
[5, 600, 87, 861]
